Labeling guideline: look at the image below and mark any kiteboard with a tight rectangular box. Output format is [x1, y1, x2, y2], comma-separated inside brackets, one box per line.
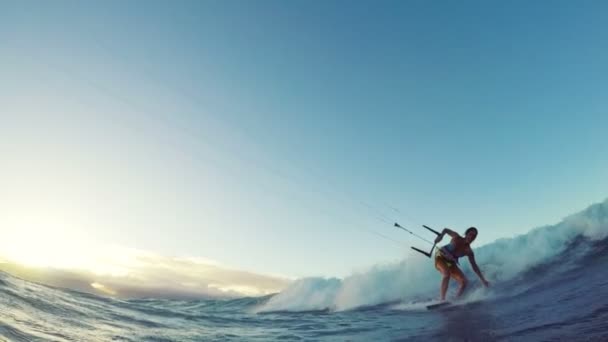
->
[426, 302, 452, 310]
[427, 299, 485, 310]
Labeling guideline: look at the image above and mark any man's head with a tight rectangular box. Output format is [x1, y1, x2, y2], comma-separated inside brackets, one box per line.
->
[464, 227, 478, 243]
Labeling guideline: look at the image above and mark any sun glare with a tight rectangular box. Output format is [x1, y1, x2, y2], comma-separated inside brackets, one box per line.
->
[90, 282, 117, 295]
[0, 229, 89, 268]
[0, 227, 136, 277]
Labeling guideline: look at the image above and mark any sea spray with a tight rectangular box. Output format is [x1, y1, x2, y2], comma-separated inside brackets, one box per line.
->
[259, 198, 608, 312]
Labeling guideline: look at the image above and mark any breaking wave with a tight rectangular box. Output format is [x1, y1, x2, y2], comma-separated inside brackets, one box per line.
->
[258, 198, 608, 312]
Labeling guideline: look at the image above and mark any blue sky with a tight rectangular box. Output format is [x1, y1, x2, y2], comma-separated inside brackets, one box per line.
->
[1, 0, 608, 278]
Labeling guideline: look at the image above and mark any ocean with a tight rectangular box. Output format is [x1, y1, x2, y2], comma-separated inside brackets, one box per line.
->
[1, 202, 608, 341]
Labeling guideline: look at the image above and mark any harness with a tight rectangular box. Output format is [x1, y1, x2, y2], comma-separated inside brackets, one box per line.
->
[435, 242, 460, 267]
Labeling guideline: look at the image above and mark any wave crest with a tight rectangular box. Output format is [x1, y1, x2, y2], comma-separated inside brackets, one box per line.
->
[259, 198, 608, 312]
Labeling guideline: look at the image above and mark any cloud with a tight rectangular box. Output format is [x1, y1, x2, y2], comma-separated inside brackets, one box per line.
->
[0, 246, 290, 299]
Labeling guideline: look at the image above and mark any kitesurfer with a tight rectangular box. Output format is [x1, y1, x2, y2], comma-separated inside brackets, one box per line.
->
[434, 227, 489, 300]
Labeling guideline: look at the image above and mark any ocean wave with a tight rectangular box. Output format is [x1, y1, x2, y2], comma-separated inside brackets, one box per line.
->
[258, 198, 608, 312]
[0, 199, 606, 341]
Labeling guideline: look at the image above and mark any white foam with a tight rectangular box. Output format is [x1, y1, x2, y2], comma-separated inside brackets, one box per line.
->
[258, 198, 608, 312]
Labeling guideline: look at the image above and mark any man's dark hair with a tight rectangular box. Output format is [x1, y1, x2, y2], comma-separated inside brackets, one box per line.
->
[465, 227, 478, 235]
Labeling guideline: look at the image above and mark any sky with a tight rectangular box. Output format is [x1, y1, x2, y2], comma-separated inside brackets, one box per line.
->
[0, 246, 289, 299]
[1, 0, 608, 289]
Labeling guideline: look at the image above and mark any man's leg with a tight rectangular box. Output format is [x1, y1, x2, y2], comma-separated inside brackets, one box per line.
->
[435, 258, 451, 301]
[450, 266, 468, 298]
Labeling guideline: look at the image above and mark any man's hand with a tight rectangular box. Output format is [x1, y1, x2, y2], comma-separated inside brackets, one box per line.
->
[482, 279, 490, 287]
[434, 234, 443, 244]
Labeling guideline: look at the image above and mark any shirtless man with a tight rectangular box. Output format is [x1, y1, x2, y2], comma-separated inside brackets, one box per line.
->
[434, 227, 489, 300]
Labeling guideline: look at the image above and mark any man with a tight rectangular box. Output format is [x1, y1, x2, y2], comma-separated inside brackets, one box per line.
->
[434, 227, 489, 301]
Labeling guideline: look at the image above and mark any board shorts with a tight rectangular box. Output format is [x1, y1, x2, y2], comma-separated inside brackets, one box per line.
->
[435, 249, 459, 268]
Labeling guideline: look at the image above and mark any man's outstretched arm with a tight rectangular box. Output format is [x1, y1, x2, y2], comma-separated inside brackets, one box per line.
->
[467, 252, 490, 287]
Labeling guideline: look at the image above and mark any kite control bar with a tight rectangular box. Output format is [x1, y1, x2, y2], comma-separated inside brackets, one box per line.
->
[422, 225, 441, 236]
[394, 223, 442, 259]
